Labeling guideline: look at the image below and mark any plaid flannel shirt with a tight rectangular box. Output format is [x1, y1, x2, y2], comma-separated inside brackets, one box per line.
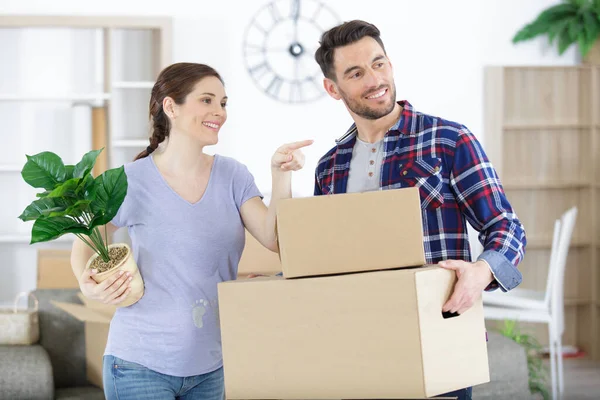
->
[314, 100, 526, 292]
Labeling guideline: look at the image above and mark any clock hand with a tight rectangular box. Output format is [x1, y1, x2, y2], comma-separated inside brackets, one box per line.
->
[291, 0, 300, 42]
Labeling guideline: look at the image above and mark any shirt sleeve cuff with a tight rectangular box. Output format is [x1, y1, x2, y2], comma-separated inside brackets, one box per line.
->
[477, 250, 523, 292]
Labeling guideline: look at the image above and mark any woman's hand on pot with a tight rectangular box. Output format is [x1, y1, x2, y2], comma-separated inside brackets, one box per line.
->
[79, 268, 132, 305]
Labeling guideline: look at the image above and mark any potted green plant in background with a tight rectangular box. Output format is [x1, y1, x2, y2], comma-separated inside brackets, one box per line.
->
[512, 0, 600, 64]
[18, 149, 144, 307]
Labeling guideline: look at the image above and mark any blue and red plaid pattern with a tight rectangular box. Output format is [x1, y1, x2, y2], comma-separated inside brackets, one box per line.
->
[314, 100, 526, 292]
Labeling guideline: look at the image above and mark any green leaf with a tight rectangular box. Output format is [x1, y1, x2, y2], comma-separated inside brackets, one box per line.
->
[73, 149, 103, 179]
[47, 178, 81, 198]
[568, 19, 584, 41]
[35, 190, 52, 198]
[65, 165, 75, 180]
[18, 197, 69, 221]
[77, 173, 96, 197]
[45, 200, 90, 218]
[548, 18, 572, 43]
[559, 22, 577, 53]
[537, 3, 578, 23]
[21, 152, 67, 190]
[579, 31, 593, 57]
[89, 166, 127, 227]
[30, 216, 90, 244]
[512, 2, 582, 53]
[583, 9, 600, 41]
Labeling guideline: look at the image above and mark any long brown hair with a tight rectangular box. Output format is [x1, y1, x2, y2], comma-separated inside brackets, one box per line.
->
[134, 63, 224, 161]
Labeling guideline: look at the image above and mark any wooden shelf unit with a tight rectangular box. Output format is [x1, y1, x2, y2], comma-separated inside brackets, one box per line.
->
[0, 16, 171, 305]
[485, 66, 600, 360]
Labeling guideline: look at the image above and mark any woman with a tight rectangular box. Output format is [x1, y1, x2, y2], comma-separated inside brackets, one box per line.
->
[70, 62, 312, 399]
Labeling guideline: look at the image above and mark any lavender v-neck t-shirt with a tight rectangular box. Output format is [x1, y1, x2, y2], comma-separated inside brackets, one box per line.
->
[105, 154, 262, 377]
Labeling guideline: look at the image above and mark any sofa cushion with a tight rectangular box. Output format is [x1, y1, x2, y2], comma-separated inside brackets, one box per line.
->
[32, 289, 89, 389]
[0, 344, 53, 400]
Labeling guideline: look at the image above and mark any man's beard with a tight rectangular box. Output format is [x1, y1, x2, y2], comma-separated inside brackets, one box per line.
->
[340, 84, 397, 120]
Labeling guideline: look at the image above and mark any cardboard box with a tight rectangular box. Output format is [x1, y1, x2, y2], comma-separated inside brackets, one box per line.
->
[276, 187, 426, 278]
[37, 249, 79, 289]
[218, 266, 489, 399]
[52, 294, 116, 388]
[237, 229, 281, 278]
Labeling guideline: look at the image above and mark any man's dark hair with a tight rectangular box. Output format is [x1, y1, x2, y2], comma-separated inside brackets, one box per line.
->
[314, 20, 386, 81]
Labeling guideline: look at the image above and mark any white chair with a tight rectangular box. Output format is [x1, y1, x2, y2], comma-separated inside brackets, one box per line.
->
[482, 206, 578, 400]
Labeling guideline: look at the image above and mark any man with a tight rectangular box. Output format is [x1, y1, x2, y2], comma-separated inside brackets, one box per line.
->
[313, 20, 526, 400]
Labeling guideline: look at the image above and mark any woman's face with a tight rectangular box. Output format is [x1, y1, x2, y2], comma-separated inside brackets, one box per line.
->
[170, 76, 228, 146]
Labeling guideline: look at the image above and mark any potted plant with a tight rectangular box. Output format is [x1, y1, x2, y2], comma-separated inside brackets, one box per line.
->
[18, 149, 144, 307]
[512, 0, 600, 63]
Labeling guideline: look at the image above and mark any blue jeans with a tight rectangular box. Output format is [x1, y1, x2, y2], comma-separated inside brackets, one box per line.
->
[103, 355, 224, 400]
[436, 387, 472, 400]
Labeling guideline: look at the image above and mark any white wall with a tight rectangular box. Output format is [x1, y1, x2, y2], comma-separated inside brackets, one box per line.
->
[0, 0, 579, 303]
[2, 0, 580, 191]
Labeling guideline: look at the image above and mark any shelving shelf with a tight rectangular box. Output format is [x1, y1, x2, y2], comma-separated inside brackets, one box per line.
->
[504, 122, 591, 130]
[111, 139, 148, 148]
[0, 235, 73, 244]
[565, 298, 592, 307]
[0, 93, 110, 102]
[503, 180, 590, 190]
[0, 15, 172, 310]
[0, 165, 22, 173]
[112, 81, 154, 89]
[525, 237, 592, 250]
[485, 65, 600, 360]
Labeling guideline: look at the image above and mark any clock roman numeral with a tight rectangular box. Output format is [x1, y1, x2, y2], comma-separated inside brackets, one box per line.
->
[312, 3, 323, 20]
[248, 63, 270, 81]
[252, 21, 267, 35]
[290, 83, 304, 103]
[268, 3, 281, 23]
[290, 0, 300, 20]
[266, 76, 283, 98]
[244, 44, 266, 56]
[305, 76, 320, 90]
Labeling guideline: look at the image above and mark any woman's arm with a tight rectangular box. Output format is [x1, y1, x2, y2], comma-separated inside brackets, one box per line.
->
[240, 140, 313, 252]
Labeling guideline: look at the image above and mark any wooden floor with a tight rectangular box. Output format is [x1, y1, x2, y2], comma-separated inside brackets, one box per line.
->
[548, 357, 600, 399]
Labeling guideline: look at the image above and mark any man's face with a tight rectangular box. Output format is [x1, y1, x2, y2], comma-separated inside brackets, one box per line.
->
[324, 36, 396, 120]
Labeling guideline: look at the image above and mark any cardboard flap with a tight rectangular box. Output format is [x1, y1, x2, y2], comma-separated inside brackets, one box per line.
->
[51, 301, 112, 323]
[37, 249, 79, 289]
[77, 293, 117, 318]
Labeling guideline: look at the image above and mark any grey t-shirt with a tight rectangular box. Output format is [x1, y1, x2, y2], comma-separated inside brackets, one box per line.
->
[105, 154, 262, 377]
[346, 138, 384, 193]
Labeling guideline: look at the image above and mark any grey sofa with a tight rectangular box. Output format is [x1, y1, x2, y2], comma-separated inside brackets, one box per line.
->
[0, 289, 104, 400]
[473, 331, 534, 399]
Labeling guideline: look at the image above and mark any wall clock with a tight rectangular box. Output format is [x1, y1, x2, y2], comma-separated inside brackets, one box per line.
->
[243, 0, 341, 104]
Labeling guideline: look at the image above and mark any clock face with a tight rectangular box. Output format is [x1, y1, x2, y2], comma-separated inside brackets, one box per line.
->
[243, 0, 341, 104]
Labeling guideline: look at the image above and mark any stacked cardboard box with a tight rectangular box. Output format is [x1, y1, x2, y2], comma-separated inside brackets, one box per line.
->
[218, 187, 490, 399]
